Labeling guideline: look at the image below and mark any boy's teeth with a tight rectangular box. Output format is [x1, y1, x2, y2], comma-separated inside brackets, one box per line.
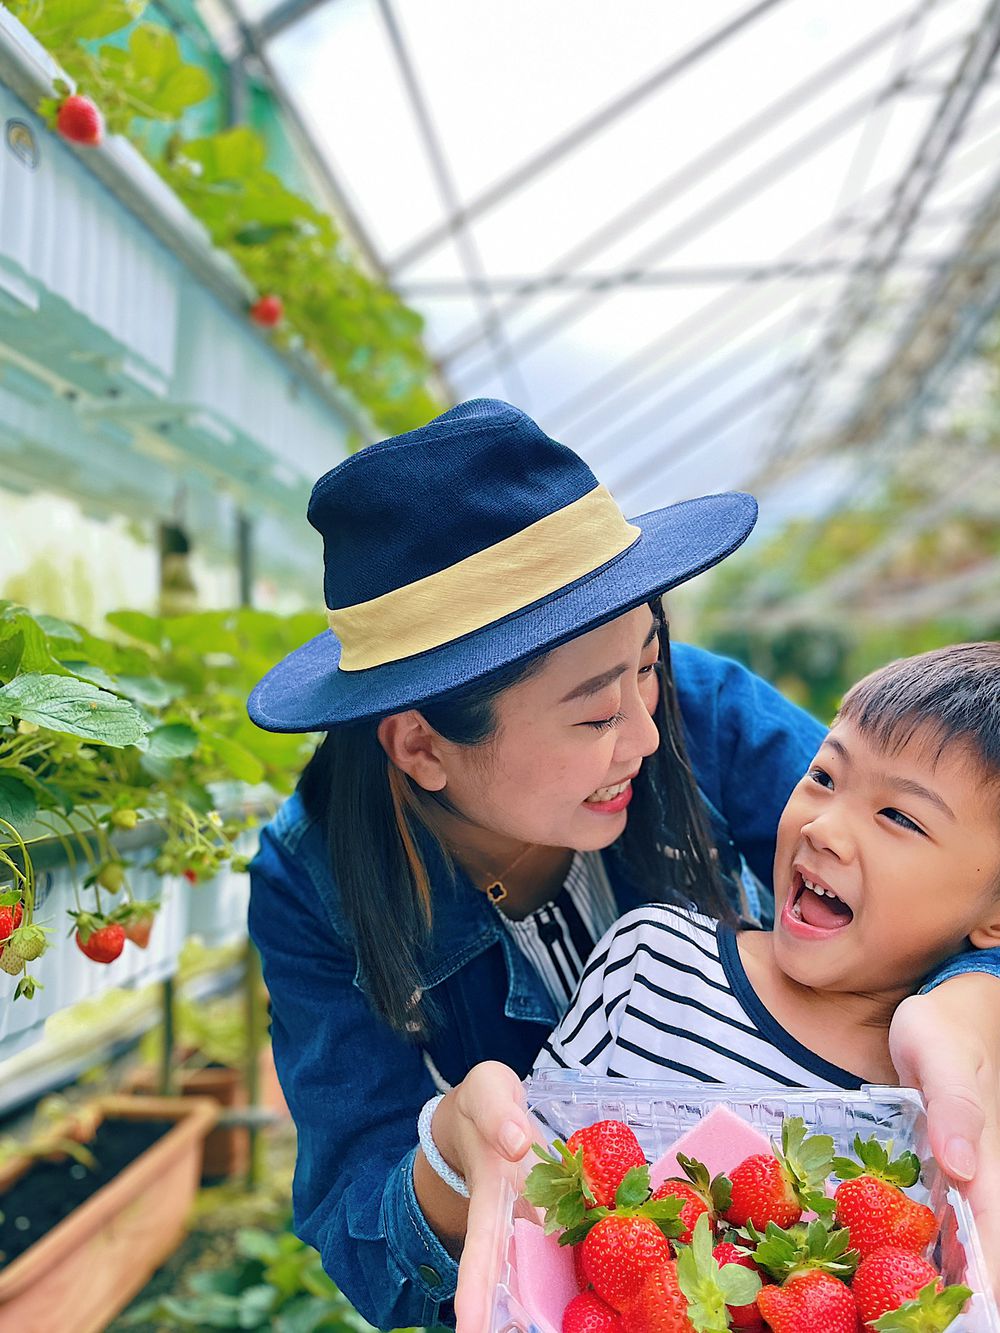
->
[803, 877, 840, 902]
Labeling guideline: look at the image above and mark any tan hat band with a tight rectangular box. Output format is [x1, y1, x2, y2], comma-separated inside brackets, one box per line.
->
[327, 484, 641, 671]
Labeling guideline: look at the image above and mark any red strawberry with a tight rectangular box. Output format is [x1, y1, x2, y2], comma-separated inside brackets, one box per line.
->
[713, 1241, 766, 1330]
[725, 1154, 801, 1231]
[114, 901, 158, 951]
[653, 1154, 731, 1245]
[0, 902, 24, 945]
[624, 1217, 762, 1333]
[581, 1215, 674, 1314]
[756, 1270, 858, 1333]
[56, 95, 104, 147]
[833, 1135, 937, 1260]
[75, 920, 125, 964]
[183, 868, 199, 884]
[565, 1121, 649, 1209]
[574, 1241, 590, 1292]
[852, 1247, 970, 1328]
[250, 294, 283, 327]
[652, 1181, 710, 1247]
[724, 1118, 834, 1231]
[123, 916, 153, 949]
[622, 1259, 692, 1333]
[563, 1290, 623, 1333]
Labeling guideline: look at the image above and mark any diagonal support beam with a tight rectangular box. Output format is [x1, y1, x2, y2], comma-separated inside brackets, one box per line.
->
[386, 0, 793, 274]
[764, 0, 1000, 463]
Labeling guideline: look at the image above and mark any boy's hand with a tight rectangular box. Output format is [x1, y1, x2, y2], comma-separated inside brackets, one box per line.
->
[890, 975, 1000, 1295]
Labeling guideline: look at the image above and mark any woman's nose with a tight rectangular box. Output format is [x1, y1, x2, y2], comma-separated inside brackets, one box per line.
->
[622, 691, 660, 761]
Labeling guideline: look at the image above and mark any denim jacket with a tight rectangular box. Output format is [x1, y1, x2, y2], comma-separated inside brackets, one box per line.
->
[248, 643, 1000, 1330]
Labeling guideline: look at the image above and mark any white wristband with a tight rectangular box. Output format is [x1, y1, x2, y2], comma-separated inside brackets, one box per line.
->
[417, 1093, 470, 1199]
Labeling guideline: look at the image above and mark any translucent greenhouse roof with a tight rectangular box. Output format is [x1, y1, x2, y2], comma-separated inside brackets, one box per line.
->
[208, 0, 1000, 527]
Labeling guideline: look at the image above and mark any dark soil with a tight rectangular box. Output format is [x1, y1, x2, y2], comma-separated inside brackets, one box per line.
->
[0, 1118, 173, 1268]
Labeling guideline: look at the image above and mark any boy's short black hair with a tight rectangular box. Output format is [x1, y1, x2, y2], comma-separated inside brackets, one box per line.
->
[837, 642, 1000, 788]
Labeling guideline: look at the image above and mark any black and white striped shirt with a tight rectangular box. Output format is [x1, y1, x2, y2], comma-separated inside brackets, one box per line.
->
[497, 852, 619, 1010]
[533, 905, 864, 1091]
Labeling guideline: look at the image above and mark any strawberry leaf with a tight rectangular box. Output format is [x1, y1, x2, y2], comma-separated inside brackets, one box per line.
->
[0, 675, 149, 748]
[678, 1153, 712, 1191]
[838, 1134, 921, 1187]
[642, 1194, 685, 1239]
[614, 1164, 651, 1208]
[554, 1193, 588, 1232]
[676, 1215, 749, 1333]
[0, 775, 37, 830]
[716, 1264, 761, 1307]
[558, 1220, 599, 1247]
[872, 1280, 972, 1331]
[710, 1172, 732, 1214]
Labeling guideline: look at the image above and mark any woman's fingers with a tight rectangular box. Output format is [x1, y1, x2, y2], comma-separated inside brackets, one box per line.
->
[444, 1063, 535, 1332]
[454, 1155, 519, 1333]
[456, 1060, 532, 1162]
[890, 988, 990, 1178]
[960, 1120, 1000, 1300]
[889, 983, 1000, 1293]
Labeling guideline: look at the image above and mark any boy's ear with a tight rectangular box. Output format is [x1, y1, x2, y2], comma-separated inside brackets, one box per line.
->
[968, 899, 1000, 950]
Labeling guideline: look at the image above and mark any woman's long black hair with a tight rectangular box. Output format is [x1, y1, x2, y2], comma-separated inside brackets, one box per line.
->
[299, 602, 733, 1038]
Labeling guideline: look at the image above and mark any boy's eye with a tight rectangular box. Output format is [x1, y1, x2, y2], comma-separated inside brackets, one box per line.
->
[586, 711, 626, 733]
[808, 766, 834, 789]
[881, 808, 925, 835]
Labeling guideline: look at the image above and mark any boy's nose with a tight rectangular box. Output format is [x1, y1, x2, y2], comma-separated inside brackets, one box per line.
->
[801, 811, 854, 862]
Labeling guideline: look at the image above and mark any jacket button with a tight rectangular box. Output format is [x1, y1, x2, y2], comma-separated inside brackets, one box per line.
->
[418, 1263, 441, 1287]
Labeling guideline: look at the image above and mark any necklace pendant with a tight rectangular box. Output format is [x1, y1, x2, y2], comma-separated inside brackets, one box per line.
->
[486, 880, 508, 905]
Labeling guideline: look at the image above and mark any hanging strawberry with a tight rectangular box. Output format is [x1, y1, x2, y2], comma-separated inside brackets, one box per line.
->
[250, 294, 284, 328]
[69, 911, 125, 964]
[55, 95, 104, 147]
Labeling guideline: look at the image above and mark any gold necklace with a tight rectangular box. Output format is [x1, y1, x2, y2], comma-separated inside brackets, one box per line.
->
[483, 842, 536, 905]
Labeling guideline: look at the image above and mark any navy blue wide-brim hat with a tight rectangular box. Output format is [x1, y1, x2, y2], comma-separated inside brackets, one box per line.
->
[248, 399, 756, 731]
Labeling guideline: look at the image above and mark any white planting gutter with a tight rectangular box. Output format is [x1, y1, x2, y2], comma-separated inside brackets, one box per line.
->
[0, 6, 378, 445]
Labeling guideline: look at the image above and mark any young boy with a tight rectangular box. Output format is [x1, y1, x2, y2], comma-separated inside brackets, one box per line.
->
[535, 642, 1000, 1091]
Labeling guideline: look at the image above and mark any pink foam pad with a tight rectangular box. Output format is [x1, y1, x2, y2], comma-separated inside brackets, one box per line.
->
[512, 1217, 579, 1333]
[649, 1105, 773, 1189]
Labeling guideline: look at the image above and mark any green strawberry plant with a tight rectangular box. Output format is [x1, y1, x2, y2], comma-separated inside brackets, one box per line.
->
[121, 1223, 413, 1332]
[7, 0, 442, 437]
[0, 600, 320, 998]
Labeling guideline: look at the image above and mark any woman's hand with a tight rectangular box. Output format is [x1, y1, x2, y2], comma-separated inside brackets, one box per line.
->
[412, 1061, 535, 1333]
[890, 974, 1000, 1293]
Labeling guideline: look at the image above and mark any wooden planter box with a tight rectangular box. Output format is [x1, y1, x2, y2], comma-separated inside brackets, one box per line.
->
[0, 1094, 217, 1332]
[123, 1064, 248, 1181]
[122, 1044, 287, 1181]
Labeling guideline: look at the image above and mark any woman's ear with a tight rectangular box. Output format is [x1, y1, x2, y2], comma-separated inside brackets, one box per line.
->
[377, 712, 448, 792]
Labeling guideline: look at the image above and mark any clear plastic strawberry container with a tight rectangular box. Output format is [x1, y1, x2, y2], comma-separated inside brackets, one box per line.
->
[489, 1072, 1000, 1333]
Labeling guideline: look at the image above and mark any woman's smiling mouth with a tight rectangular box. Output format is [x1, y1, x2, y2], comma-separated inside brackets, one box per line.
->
[583, 771, 638, 813]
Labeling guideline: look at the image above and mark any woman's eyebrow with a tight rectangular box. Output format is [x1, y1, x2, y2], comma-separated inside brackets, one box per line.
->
[559, 617, 660, 704]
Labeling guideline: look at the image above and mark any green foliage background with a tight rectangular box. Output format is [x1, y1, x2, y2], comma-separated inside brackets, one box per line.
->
[10, 0, 443, 437]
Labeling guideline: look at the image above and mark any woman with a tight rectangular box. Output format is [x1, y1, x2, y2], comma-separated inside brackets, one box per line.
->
[247, 398, 1000, 1332]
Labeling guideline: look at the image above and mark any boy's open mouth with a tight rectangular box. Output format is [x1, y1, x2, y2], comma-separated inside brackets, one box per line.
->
[790, 871, 854, 930]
